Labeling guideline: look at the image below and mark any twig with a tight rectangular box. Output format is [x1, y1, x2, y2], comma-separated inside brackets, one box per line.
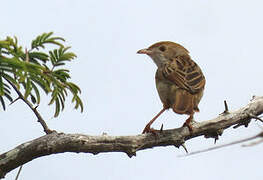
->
[3, 77, 53, 134]
[15, 165, 23, 180]
[180, 132, 262, 157]
[25, 48, 29, 62]
[248, 113, 263, 123]
[242, 139, 263, 147]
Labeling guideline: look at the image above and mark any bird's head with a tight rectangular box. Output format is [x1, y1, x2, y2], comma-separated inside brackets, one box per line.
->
[137, 41, 189, 67]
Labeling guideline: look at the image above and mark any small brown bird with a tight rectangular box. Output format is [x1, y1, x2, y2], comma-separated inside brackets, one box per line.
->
[137, 41, 206, 133]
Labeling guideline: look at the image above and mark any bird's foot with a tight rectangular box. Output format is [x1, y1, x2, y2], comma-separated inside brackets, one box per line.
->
[142, 124, 158, 135]
[182, 114, 194, 132]
[183, 122, 193, 132]
[183, 116, 194, 132]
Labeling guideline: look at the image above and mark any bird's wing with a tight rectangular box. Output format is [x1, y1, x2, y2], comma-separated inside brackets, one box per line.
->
[161, 55, 205, 94]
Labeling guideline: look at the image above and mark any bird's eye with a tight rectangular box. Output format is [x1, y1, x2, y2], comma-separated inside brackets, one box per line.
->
[159, 46, 166, 52]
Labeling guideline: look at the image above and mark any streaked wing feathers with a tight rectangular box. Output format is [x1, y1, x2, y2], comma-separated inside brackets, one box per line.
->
[162, 55, 205, 94]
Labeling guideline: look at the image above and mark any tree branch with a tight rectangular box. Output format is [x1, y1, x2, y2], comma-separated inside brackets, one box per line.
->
[3, 77, 53, 134]
[1, 96, 263, 178]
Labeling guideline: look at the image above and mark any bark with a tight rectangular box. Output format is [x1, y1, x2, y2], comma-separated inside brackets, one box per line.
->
[1, 96, 263, 178]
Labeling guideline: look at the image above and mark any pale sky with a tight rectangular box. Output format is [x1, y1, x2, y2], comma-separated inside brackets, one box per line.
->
[1, 0, 263, 179]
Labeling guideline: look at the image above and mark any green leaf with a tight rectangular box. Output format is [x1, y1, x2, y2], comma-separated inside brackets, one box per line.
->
[29, 52, 49, 63]
[58, 93, 65, 111]
[66, 82, 81, 94]
[74, 95, 83, 112]
[53, 62, 65, 67]
[0, 96, 6, 110]
[49, 89, 58, 105]
[52, 69, 70, 82]
[1, 73, 20, 89]
[30, 94, 37, 104]
[24, 78, 32, 99]
[49, 47, 76, 69]
[31, 32, 65, 50]
[30, 74, 51, 94]
[54, 98, 60, 117]
[49, 50, 56, 65]
[4, 92, 13, 102]
[31, 82, 40, 104]
[0, 32, 83, 116]
[0, 75, 4, 96]
[3, 84, 11, 94]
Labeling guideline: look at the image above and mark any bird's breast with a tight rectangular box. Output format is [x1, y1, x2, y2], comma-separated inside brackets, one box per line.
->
[155, 78, 179, 108]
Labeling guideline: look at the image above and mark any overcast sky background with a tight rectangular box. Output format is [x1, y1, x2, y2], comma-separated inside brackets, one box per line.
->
[1, 0, 263, 179]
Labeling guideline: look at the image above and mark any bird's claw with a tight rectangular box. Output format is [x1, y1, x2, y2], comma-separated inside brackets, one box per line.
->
[183, 122, 193, 132]
[142, 124, 158, 136]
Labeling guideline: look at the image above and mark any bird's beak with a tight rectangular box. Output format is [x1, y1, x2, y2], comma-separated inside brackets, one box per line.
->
[137, 48, 152, 55]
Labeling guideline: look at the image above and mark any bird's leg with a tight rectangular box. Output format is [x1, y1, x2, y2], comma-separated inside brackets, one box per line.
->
[183, 113, 194, 132]
[142, 107, 166, 134]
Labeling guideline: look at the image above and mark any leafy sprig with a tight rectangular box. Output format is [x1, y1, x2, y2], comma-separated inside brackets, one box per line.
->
[0, 32, 83, 117]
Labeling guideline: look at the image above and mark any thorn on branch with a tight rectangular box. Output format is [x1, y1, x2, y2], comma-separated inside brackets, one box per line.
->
[257, 131, 263, 137]
[126, 150, 136, 158]
[250, 95, 256, 101]
[224, 100, 229, 113]
[214, 136, 218, 144]
[173, 139, 188, 153]
[233, 113, 256, 129]
[0, 169, 4, 179]
[160, 124, 163, 133]
[233, 120, 251, 128]
[91, 151, 99, 155]
[34, 105, 39, 110]
[9, 97, 20, 105]
[204, 129, 224, 143]
[220, 100, 229, 115]
[181, 143, 188, 153]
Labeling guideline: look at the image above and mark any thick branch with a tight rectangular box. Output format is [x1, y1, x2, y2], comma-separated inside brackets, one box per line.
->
[1, 96, 263, 178]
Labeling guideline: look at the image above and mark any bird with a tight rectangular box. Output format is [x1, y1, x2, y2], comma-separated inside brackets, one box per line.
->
[137, 41, 206, 134]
